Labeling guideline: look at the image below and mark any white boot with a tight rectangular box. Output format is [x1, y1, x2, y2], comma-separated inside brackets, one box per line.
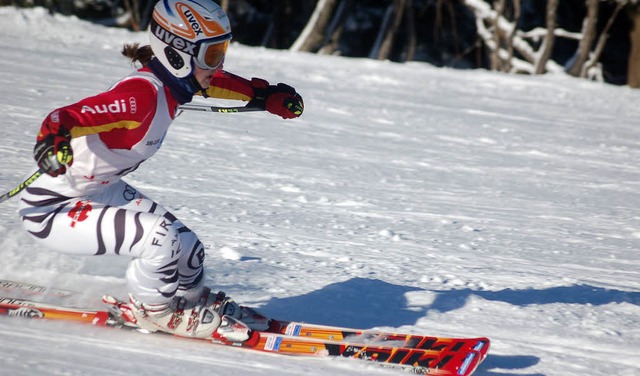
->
[180, 286, 271, 331]
[128, 288, 268, 342]
[129, 288, 223, 339]
[212, 293, 271, 332]
[238, 306, 270, 331]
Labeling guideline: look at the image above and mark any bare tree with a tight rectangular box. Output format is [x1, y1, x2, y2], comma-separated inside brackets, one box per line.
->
[567, 0, 599, 77]
[291, 0, 339, 52]
[628, 4, 640, 87]
[122, 0, 141, 31]
[464, 0, 565, 74]
[505, 0, 522, 71]
[220, 0, 229, 12]
[489, 0, 506, 71]
[582, 0, 626, 79]
[432, 0, 469, 66]
[465, 0, 632, 83]
[370, 0, 406, 60]
[318, 0, 352, 55]
[403, 0, 417, 61]
[534, 0, 557, 74]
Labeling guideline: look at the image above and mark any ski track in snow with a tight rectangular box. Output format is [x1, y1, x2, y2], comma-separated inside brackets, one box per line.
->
[1, 7, 640, 376]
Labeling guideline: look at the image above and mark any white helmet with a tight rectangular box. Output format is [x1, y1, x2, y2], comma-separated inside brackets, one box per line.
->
[149, 0, 232, 78]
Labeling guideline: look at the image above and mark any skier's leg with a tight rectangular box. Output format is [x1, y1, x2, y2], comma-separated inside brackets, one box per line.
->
[19, 181, 264, 338]
[18, 182, 185, 302]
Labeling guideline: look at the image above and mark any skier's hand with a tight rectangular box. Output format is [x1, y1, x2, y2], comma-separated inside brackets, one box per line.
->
[34, 119, 73, 177]
[249, 78, 304, 119]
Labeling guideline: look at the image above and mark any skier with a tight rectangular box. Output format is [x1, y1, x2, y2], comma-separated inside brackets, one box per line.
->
[18, 0, 303, 342]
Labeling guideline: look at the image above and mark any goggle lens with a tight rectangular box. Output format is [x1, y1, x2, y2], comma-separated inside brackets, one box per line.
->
[199, 40, 229, 70]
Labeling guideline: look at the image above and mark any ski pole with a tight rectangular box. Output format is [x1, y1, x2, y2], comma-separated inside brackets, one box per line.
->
[0, 169, 43, 204]
[178, 102, 265, 113]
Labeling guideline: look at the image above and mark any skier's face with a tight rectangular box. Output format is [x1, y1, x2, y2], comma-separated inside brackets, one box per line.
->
[193, 64, 221, 89]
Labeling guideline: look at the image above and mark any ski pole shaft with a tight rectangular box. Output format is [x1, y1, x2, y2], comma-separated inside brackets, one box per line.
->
[2, 104, 261, 204]
[178, 103, 264, 113]
[0, 169, 43, 204]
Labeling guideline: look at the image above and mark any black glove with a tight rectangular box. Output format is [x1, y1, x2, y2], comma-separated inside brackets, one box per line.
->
[249, 78, 304, 119]
[34, 122, 73, 177]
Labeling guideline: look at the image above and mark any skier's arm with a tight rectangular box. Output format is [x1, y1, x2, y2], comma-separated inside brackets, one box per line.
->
[34, 79, 158, 176]
[202, 70, 254, 101]
[202, 70, 304, 119]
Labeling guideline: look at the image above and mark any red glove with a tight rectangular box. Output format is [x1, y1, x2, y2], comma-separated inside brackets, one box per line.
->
[249, 78, 304, 119]
[34, 115, 73, 177]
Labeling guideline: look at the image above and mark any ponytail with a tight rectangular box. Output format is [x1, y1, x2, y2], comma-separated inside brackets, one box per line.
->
[121, 43, 154, 66]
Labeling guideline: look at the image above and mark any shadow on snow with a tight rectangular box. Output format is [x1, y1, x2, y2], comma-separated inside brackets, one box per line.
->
[429, 284, 640, 313]
[260, 277, 639, 376]
[473, 355, 543, 376]
[261, 277, 639, 327]
[261, 277, 423, 328]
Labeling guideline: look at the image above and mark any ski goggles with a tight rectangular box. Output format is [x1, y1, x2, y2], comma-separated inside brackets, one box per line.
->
[194, 35, 232, 70]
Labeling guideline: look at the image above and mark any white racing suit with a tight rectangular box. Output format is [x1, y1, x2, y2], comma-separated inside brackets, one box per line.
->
[19, 179, 204, 305]
[18, 68, 204, 305]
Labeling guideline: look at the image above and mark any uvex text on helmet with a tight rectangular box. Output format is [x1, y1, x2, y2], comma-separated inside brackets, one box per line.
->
[149, 0, 232, 78]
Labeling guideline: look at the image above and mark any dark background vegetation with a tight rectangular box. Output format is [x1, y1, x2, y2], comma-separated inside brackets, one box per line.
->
[2, 0, 637, 86]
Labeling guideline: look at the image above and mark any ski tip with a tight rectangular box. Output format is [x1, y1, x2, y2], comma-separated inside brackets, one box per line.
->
[456, 350, 483, 376]
[474, 337, 491, 360]
[102, 295, 118, 305]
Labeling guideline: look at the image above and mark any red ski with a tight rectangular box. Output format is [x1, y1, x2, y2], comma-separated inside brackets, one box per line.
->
[270, 320, 489, 357]
[0, 280, 490, 375]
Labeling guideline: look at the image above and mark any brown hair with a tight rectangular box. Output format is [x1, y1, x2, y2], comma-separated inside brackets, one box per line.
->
[121, 43, 154, 66]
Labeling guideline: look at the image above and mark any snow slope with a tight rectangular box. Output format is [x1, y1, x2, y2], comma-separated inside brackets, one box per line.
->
[1, 7, 640, 376]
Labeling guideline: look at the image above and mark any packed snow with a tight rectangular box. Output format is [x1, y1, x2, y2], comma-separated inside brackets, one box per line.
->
[1, 7, 639, 376]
